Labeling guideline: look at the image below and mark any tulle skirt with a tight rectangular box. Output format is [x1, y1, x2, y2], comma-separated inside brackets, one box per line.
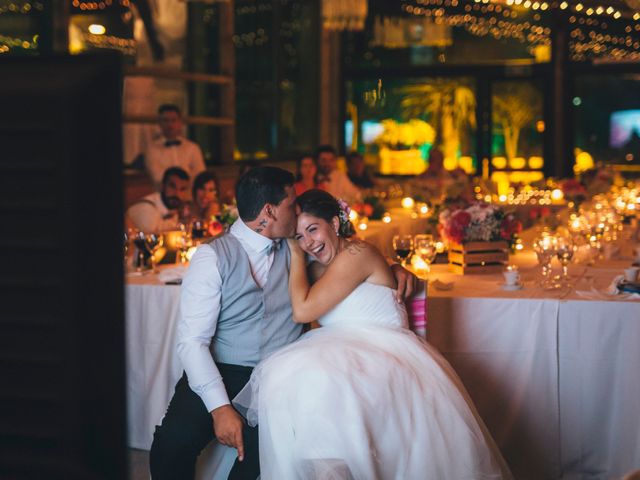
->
[234, 324, 512, 480]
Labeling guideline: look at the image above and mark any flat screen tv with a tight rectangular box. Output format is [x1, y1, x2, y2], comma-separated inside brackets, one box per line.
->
[610, 109, 640, 148]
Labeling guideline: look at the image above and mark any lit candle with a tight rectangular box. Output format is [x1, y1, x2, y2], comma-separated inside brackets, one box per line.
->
[401, 197, 415, 209]
[551, 189, 564, 201]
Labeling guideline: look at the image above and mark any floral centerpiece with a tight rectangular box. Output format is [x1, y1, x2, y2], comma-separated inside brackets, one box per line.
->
[438, 202, 522, 246]
[351, 195, 385, 220]
[580, 166, 615, 196]
[208, 203, 239, 236]
[560, 178, 588, 208]
[438, 202, 521, 274]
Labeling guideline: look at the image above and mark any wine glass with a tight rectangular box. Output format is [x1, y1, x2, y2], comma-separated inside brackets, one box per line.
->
[533, 235, 560, 290]
[555, 235, 575, 286]
[190, 219, 207, 241]
[133, 230, 150, 272]
[176, 223, 193, 265]
[144, 233, 164, 273]
[414, 234, 437, 273]
[392, 234, 414, 268]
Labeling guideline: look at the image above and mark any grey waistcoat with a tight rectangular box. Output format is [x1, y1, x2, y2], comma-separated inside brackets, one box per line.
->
[207, 233, 302, 366]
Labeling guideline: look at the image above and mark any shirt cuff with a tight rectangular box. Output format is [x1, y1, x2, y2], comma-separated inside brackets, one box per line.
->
[197, 380, 231, 413]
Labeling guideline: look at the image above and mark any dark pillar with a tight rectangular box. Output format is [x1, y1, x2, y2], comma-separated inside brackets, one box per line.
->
[549, 9, 573, 178]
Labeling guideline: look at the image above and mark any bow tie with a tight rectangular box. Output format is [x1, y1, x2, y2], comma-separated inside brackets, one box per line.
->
[265, 240, 281, 256]
[164, 140, 182, 147]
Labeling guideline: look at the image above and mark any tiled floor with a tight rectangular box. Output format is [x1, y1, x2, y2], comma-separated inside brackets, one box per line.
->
[128, 449, 150, 480]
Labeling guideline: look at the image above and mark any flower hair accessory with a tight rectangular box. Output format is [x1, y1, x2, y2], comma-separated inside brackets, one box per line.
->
[336, 199, 355, 237]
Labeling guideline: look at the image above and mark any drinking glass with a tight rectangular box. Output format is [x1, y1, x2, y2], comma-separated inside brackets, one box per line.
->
[191, 219, 207, 241]
[414, 234, 437, 272]
[133, 230, 150, 272]
[176, 224, 193, 265]
[392, 234, 414, 268]
[144, 233, 163, 273]
[555, 235, 575, 286]
[533, 235, 560, 289]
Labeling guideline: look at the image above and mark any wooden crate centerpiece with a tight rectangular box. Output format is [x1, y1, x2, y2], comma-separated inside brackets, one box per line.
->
[448, 240, 509, 275]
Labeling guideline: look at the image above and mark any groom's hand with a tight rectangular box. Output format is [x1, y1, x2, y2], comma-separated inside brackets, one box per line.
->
[390, 263, 418, 303]
[211, 405, 245, 461]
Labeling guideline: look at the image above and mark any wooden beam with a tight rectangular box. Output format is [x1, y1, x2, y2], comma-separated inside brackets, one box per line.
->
[123, 114, 234, 126]
[218, 0, 236, 164]
[124, 66, 233, 85]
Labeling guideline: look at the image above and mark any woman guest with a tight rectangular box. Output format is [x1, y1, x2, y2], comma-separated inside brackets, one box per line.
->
[294, 154, 326, 196]
[191, 171, 221, 221]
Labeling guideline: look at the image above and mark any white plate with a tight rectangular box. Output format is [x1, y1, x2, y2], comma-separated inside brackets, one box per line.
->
[501, 282, 523, 291]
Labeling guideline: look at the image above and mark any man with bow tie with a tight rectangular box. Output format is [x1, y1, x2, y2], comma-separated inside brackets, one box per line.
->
[149, 167, 419, 480]
[126, 167, 190, 233]
[144, 104, 206, 192]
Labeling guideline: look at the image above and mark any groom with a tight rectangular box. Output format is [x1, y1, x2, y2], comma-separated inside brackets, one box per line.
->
[149, 166, 417, 480]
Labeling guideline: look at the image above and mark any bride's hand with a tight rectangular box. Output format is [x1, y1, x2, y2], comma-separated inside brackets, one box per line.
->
[287, 238, 305, 257]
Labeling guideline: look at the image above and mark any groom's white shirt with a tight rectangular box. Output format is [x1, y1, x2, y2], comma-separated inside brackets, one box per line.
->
[177, 218, 276, 412]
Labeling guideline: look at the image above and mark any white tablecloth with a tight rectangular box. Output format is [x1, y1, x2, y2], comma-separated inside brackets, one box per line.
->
[125, 241, 640, 479]
[426, 253, 640, 479]
[125, 275, 182, 450]
[126, 271, 236, 479]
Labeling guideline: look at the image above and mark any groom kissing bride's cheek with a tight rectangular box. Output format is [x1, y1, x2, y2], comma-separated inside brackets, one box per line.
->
[150, 167, 511, 480]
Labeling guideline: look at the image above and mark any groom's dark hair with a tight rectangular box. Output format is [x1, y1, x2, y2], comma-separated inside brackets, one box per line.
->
[236, 166, 295, 221]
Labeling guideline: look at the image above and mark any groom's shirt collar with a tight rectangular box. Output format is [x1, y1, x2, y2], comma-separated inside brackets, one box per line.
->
[230, 217, 274, 254]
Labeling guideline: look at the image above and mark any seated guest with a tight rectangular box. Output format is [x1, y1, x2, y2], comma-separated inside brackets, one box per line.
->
[346, 151, 376, 189]
[316, 144, 361, 203]
[294, 154, 326, 195]
[191, 171, 221, 221]
[420, 146, 450, 181]
[144, 104, 206, 191]
[126, 167, 190, 233]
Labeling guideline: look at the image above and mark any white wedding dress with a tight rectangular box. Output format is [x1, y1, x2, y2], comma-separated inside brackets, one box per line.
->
[234, 282, 512, 480]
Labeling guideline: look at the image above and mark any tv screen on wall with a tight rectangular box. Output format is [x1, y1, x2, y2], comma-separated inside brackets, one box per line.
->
[610, 110, 640, 148]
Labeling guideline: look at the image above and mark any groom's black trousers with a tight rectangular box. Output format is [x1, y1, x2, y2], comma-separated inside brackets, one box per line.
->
[149, 363, 259, 480]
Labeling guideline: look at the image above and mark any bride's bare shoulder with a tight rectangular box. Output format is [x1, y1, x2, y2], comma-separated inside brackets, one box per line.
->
[343, 238, 385, 262]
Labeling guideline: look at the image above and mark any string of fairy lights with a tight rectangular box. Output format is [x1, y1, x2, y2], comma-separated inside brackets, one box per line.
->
[400, 0, 640, 61]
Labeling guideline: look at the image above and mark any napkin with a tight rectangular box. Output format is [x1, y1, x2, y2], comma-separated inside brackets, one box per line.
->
[575, 275, 640, 300]
[406, 287, 427, 339]
[158, 265, 188, 284]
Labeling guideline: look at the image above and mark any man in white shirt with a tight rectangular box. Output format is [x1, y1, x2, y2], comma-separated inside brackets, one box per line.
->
[316, 144, 362, 203]
[149, 167, 418, 480]
[144, 104, 206, 191]
[126, 167, 190, 232]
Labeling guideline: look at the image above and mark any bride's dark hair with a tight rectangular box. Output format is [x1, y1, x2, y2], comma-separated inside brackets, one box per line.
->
[296, 189, 355, 238]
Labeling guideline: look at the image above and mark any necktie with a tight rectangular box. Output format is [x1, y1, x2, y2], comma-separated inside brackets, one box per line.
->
[265, 240, 280, 256]
[165, 140, 182, 147]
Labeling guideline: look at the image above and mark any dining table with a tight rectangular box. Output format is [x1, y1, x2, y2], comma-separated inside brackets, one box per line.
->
[425, 238, 640, 479]
[124, 220, 640, 479]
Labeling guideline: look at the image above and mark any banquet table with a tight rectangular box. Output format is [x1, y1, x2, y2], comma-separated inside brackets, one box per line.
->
[358, 207, 430, 258]
[125, 224, 640, 480]
[426, 248, 640, 479]
[126, 270, 236, 479]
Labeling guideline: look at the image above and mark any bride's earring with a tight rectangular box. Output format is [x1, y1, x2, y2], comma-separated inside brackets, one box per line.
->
[335, 229, 340, 237]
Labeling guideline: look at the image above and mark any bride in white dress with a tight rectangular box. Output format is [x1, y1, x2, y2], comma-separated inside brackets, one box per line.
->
[234, 189, 512, 480]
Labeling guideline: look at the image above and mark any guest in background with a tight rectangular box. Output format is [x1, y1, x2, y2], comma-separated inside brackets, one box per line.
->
[191, 171, 221, 222]
[346, 151, 377, 189]
[316, 144, 361, 203]
[420, 146, 449, 181]
[144, 104, 206, 191]
[293, 154, 326, 196]
[237, 160, 261, 179]
[126, 167, 190, 233]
